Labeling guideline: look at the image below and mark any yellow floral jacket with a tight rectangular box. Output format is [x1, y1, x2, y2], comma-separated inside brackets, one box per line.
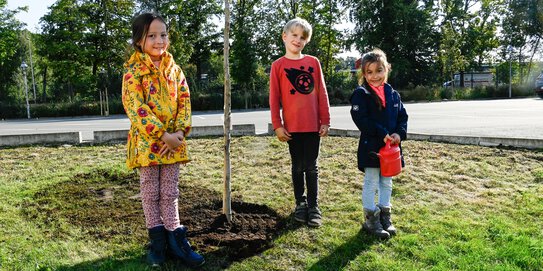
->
[122, 51, 191, 169]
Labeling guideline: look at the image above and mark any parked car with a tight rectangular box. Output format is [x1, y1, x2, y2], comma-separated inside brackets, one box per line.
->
[536, 71, 543, 98]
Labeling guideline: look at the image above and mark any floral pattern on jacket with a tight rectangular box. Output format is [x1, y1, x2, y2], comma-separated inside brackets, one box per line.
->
[122, 51, 191, 169]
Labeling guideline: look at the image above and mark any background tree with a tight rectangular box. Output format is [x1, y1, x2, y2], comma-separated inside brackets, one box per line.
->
[231, 0, 260, 109]
[349, 0, 439, 88]
[39, 0, 134, 102]
[40, 0, 94, 101]
[80, 0, 134, 96]
[501, 0, 543, 84]
[295, 0, 346, 78]
[0, 1, 27, 101]
[437, 0, 500, 87]
[138, 0, 222, 74]
[2, 0, 542, 118]
[138, 0, 223, 110]
[252, 1, 286, 64]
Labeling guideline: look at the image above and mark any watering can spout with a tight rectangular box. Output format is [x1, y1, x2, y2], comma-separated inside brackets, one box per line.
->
[378, 140, 402, 177]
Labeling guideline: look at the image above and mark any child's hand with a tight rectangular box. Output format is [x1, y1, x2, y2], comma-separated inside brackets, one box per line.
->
[384, 134, 401, 145]
[161, 132, 184, 149]
[159, 131, 186, 159]
[319, 125, 330, 137]
[390, 133, 401, 144]
[172, 130, 185, 140]
[159, 146, 176, 159]
[274, 127, 292, 142]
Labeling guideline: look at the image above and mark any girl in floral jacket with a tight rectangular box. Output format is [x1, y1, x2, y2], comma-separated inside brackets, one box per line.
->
[122, 13, 204, 268]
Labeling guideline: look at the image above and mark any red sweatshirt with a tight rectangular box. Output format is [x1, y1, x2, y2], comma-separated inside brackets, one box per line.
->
[269, 55, 331, 132]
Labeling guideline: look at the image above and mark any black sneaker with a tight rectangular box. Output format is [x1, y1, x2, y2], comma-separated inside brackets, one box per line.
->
[294, 202, 308, 223]
[307, 206, 322, 227]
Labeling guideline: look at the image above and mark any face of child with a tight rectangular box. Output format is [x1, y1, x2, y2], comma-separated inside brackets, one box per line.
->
[363, 62, 387, 87]
[139, 19, 169, 62]
[282, 26, 308, 57]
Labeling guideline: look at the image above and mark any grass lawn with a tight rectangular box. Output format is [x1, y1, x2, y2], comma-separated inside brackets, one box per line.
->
[0, 136, 542, 270]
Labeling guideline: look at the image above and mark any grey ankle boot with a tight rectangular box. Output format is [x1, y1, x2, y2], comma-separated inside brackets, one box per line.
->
[378, 205, 397, 235]
[363, 208, 390, 239]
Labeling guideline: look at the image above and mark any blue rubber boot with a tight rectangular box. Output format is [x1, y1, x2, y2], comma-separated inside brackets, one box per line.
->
[147, 225, 167, 267]
[167, 226, 205, 267]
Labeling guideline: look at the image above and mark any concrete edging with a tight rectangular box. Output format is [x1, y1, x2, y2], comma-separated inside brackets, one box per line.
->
[0, 125, 256, 147]
[1, 125, 541, 149]
[93, 124, 256, 144]
[328, 128, 543, 149]
[0, 132, 82, 147]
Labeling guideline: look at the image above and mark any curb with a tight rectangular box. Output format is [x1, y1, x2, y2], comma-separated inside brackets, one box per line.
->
[327, 129, 543, 149]
[0, 124, 256, 147]
[1, 125, 541, 150]
[0, 132, 82, 147]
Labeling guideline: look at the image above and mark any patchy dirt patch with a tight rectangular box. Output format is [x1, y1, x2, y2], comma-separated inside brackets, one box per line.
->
[186, 201, 282, 259]
[22, 169, 286, 264]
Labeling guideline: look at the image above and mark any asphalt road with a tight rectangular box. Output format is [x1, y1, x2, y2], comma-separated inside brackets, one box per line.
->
[1, 98, 542, 141]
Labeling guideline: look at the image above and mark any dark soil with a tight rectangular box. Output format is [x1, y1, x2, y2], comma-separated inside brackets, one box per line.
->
[22, 169, 289, 268]
[184, 201, 283, 259]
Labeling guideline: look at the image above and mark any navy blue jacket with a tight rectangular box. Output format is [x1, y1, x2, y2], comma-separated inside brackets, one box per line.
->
[349, 84, 408, 171]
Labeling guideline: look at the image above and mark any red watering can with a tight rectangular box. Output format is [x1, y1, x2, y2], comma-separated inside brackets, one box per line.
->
[378, 140, 402, 177]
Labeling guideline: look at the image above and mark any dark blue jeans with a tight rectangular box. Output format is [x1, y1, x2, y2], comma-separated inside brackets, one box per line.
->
[287, 132, 320, 208]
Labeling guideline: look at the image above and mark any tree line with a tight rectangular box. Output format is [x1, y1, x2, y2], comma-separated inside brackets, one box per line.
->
[1, 0, 542, 117]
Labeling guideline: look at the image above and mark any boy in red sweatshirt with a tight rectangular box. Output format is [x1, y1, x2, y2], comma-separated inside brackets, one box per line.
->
[269, 17, 331, 227]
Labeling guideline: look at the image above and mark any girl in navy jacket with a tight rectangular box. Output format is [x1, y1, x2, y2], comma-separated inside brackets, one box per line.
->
[350, 48, 408, 239]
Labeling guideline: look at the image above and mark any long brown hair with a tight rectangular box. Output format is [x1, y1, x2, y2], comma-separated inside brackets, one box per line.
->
[358, 48, 391, 110]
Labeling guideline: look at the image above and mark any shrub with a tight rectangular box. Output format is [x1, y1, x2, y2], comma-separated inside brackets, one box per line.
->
[327, 71, 358, 105]
[0, 102, 26, 119]
[401, 85, 439, 101]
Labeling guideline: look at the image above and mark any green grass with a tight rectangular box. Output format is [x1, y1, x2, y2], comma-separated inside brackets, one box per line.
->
[0, 137, 542, 270]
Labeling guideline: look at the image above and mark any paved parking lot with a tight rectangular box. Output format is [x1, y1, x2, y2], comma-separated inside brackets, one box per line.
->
[1, 98, 542, 141]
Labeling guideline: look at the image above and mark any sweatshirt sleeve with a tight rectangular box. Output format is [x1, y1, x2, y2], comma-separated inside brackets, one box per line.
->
[122, 69, 166, 140]
[315, 58, 330, 126]
[269, 61, 283, 130]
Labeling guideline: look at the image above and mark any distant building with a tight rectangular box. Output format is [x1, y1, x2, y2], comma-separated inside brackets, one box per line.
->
[454, 71, 494, 87]
[449, 65, 494, 88]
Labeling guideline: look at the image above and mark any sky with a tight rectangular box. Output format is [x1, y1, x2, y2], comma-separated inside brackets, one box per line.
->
[7, 0, 57, 32]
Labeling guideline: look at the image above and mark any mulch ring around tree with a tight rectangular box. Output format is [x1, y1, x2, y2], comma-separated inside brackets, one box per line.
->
[21, 169, 289, 267]
[184, 200, 284, 260]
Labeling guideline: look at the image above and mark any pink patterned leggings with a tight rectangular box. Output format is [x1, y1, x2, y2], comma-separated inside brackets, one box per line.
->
[139, 163, 180, 231]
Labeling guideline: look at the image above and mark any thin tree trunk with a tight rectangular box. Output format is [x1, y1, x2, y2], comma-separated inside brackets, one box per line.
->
[223, 0, 233, 223]
[527, 37, 540, 83]
[42, 66, 47, 102]
[324, 0, 333, 77]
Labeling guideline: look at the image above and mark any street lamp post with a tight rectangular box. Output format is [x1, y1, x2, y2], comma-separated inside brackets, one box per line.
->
[27, 34, 37, 101]
[507, 45, 513, 98]
[20, 61, 31, 119]
[99, 69, 109, 116]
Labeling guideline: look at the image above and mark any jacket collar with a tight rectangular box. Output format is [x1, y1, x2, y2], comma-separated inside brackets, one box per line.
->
[124, 51, 177, 80]
[357, 83, 393, 95]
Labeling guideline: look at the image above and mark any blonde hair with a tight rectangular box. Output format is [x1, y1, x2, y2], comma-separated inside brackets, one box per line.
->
[283, 17, 312, 42]
[358, 48, 391, 85]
